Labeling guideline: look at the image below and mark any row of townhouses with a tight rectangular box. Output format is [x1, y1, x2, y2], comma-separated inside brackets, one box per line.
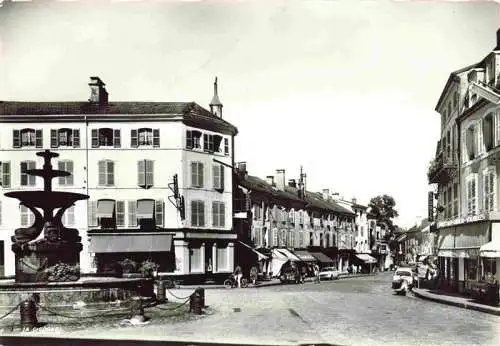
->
[428, 29, 500, 296]
[0, 75, 391, 283]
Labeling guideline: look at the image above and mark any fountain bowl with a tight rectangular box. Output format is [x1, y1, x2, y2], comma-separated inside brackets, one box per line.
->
[4, 191, 89, 209]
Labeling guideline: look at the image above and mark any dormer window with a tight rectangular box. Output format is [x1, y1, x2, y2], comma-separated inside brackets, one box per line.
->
[92, 128, 121, 148]
[186, 130, 202, 149]
[51, 128, 80, 148]
[13, 129, 43, 148]
[203, 134, 223, 153]
[131, 128, 160, 147]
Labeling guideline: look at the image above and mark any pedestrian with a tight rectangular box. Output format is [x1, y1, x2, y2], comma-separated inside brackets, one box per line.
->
[314, 264, 320, 283]
[250, 265, 258, 285]
[233, 264, 243, 288]
[301, 265, 307, 284]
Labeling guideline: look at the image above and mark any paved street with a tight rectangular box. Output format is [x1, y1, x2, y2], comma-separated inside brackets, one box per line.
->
[4, 272, 500, 346]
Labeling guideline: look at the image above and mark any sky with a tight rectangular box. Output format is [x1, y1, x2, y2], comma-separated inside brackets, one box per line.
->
[0, 0, 499, 229]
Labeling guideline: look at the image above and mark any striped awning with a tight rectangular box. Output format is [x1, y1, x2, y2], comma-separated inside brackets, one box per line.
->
[293, 250, 317, 262]
[137, 199, 155, 219]
[480, 239, 500, 258]
[89, 233, 173, 253]
[96, 200, 115, 218]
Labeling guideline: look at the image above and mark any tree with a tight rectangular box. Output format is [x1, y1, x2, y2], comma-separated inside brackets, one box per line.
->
[367, 194, 399, 232]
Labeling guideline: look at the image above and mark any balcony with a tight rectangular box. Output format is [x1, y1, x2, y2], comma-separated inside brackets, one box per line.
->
[428, 153, 458, 184]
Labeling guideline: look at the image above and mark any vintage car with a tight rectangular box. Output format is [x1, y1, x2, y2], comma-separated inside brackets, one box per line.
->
[392, 267, 416, 295]
[319, 267, 340, 280]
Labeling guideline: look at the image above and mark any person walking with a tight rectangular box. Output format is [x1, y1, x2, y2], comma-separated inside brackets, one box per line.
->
[250, 265, 258, 285]
[314, 264, 320, 283]
[233, 264, 243, 288]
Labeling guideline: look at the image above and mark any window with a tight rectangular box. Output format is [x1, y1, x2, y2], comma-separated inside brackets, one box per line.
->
[128, 200, 137, 227]
[137, 160, 154, 188]
[446, 131, 451, 160]
[453, 91, 459, 109]
[58, 160, 74, 186]
[466, 174, 478, 215]
[13, 129, 43, 148]
[477, 122, 484, 155]
[51, 128, 80, 148]
[88, 201, 98, 227]
[447, 186, 452, 219]
[98, 160, 115, 186]
[216, 245, 228, 271]
[495, 112, 500, 147]
[191, 200, 205, 227]
[466, 125, 476, 160]
[155, 200, 164, 227]
[453, 183, 459, 218]
[224, 138, 229, 155]
[254, 205, 261, 220]
[203, 134, 214, 152]
[212, 201, 225, 227]
[62, 206, 75, 227]
[212, 164, 224, 191]
[186, 130, 202, 149]
[131, 128, 160, 147]
[483, 168, 496, 213]
[189, 245, 202, 272]
[483, 114, 494, 152]
[309, 232, 314, 246]
[116, 201, 125, 227]
[0, 162, 11, 188]
[20, 161, 36, 186]
[20, 205, 35, 226]
[272, 229, 278, 247]
[92, 128, 120, 148]
[191, 162, 204, 188]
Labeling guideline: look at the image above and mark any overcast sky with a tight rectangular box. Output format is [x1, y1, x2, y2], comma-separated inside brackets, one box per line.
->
[1, 0, 499, 228]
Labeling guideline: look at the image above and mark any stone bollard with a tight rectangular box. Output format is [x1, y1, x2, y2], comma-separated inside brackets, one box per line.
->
[195, 287, 205, 308]
[20, 298, 38, 331]
[156, 280, 167, 303]
[189, 290, 203, 315]
[130, 296, 145, 323]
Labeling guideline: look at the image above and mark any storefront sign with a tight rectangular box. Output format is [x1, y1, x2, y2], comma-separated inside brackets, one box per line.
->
[437, 214, 487, 228]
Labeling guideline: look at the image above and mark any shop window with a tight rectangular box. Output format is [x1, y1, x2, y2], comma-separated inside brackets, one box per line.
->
[216, 245, 228, 271]
[465, 258, 478, 281]
[189, 245, 202, 272]
[482, 258, 497, 283]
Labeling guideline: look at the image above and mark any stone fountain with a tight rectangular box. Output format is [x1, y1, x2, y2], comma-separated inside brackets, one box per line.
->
[5, 150, 88, 283]
[0, 150, 154, 329]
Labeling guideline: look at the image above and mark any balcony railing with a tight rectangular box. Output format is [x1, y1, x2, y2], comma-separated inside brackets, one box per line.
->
[428, 153, 458, 184]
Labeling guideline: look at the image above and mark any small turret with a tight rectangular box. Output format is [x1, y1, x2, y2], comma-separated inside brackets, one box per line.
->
[210, 77, 223, 118]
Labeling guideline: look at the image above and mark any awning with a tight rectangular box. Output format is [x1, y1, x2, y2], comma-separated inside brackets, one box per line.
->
[310, 252, 334, 264]
[272, 248, 289, 260]
[355, 254, 377, 264]
[89, 233, 173, 253]
[480, 239, 500, 258]
[293, 250, 317, 262]
[238, 241, 268, 260]
[137, 199, 155, 219]
[96, 200, 115, 218]
[276, 248, 301, 262]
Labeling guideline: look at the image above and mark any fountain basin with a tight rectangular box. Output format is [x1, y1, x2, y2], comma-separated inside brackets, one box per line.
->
[4, 191, 89, 209]
[0, 277, 154, 307]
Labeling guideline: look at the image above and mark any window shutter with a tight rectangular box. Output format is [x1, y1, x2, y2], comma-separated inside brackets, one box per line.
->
[483, 116, 493, 151]
[131, 129, 138, 148]
[51, 130, 58, 148]
[98, 161, 106, 186]
[113, 129, 121, 148]
[67, 161, 74, 185]
[116, 201, 125, 227]
[212, 165, 219, 189]
[13, 130, 20, 148]
[191, 162, 196, 187]
[20, 162, 27, 186]
[199, 163, 204, 188]
[128, 200, 137, 227]
[186, 131, 193, 149]
[203, 134, 209, 152]
[73, 129, 80, 148]
[220, 166, 224, 192]
[91, 129, 99, 148]
[107, 161, 114, 186]
[35, 130, 43, 148]
[2, 162, 11, 188]
[224, 138, 229, 155]
[58, 161, 65, 185]
[138, 160, 145, 186]
[212, 202, 217, 227]
[155, 200, 164, 227]
[220, 202, 225, 227]
[88, 201, 98, 227]
[191, 201, 197, 226]
[146, 160, 154, 187]
[199, 201, 205, 227]
[153, 129, 160, 147]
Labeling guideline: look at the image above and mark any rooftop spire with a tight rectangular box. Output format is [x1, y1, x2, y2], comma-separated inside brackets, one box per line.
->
[210, 76, 223, 118]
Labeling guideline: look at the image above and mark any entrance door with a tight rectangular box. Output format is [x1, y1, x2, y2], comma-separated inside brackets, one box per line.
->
[205, 242, 213, 276]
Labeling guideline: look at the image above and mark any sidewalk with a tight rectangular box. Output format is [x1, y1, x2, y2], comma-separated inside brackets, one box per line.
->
[412, 287, 500, 316]
[177, 272, 376, 290]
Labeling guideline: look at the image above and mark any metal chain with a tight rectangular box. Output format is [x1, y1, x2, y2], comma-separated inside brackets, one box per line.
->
[152, 298, 191, 311]
[165, 287, 196, 300]
[0, 302, 23, 320]
[35, 299, 133, 319]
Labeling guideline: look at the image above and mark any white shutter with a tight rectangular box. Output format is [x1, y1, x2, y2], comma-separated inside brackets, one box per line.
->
[138, 161, 145, 186]
[128, 200, 137, 227]
[146, 160, 154, 187]
[98, 161, 106, 186]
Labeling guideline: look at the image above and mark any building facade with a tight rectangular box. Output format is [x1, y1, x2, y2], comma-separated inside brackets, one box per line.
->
[428, 29, 500, 294]
[0, 77, 238, 282]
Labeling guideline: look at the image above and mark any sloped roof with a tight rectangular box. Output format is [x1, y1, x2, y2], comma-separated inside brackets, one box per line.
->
[0, 101, 238, 135]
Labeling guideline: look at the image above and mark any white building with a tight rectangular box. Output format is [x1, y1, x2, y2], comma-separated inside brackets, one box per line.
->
[0, 77, 238, 282]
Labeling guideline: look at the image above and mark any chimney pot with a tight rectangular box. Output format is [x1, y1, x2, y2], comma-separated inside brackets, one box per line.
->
[237, 162, 247, 174]
[88, 76, 108, 105]
[352, 197, 357, 205]
[266, 175, 275, 186]
[322, 188, 329, 200]
[275, 169, 285, 190]
[288, 179, 296, 188]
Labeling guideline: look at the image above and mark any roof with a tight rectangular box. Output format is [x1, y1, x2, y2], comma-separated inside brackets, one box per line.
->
[286, 186, 355, 216]
[0, 101, 238, 135]
[435, 62, 480, 111]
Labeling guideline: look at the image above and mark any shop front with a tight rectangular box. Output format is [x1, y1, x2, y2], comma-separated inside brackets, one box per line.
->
[437, 221, 490, 294]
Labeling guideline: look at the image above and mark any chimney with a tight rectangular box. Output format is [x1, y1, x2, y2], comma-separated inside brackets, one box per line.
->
[266, 175, 275, 186]
[288, 179, 296, 188]
[275, 169, 285, 190]
[88, 76, 108, 105]
[236, 162, 247, 179]
[352, 197, 357, 205]
[496, 28, 500, 50]
[209, 76, 223, 118]
[322, 189, 329, 200]
[331, 192, 340, 201]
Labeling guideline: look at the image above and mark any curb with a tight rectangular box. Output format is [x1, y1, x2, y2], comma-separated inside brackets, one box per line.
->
[412, 289, 500, 316]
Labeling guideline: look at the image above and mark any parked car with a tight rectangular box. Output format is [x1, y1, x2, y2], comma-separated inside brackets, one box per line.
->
[392, 267, 416, 295]
[319, 267, 340, 280]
